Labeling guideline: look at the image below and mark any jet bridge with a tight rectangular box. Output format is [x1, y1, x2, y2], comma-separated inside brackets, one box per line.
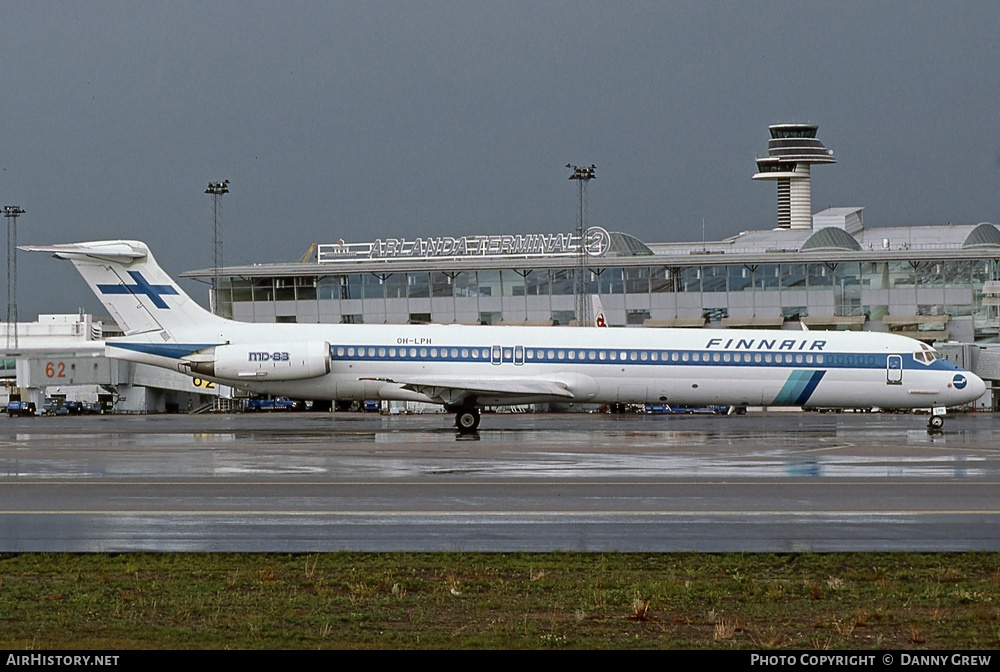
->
[13, 348, 231, 414]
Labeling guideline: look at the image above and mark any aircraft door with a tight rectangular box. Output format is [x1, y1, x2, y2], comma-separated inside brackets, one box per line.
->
[886, 355, 903, 385]
[491, 345, 523, 365]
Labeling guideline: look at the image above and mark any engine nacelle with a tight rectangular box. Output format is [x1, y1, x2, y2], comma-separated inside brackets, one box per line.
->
[185, 341, 331, 381]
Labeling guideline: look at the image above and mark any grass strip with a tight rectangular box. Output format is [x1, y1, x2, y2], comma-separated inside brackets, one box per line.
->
[0, 552, 997, 649]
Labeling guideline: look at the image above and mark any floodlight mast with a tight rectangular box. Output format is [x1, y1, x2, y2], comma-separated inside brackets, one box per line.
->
[567, 164, 596, 326]
[4, 206, 25, 349]
[205, 180, 230, 314]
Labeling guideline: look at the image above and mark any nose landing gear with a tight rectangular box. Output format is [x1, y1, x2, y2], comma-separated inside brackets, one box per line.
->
[927, 407, 946, 432]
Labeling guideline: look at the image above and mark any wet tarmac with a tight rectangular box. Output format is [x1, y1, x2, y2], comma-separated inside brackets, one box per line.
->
[1, 411, 998, 552]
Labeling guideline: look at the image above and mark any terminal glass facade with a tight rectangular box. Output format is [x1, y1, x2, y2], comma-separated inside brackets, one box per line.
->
[218, 257, 999, 342]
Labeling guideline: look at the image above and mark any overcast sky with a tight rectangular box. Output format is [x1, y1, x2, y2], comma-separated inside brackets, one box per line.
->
[3, 1, 999, 318]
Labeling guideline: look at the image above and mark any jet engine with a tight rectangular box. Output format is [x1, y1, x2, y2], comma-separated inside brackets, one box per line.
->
[183, 341, 331, 381]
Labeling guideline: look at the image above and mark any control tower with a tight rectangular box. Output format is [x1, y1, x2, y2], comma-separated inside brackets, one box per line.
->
[753, 124, 835, 230]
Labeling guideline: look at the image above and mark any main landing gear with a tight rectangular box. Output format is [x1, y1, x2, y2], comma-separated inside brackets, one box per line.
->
[454, 407, 481, 433]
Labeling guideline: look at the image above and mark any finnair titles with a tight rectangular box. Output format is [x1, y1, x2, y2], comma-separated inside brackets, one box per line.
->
[706, 337, 828, 351]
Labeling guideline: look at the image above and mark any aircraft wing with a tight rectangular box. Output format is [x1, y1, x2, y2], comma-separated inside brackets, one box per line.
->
[368, 376, 575, 406]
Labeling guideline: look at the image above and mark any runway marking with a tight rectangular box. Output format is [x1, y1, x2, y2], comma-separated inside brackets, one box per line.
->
[2, 480, 1000, 486]
[2, 510, 1000, 516]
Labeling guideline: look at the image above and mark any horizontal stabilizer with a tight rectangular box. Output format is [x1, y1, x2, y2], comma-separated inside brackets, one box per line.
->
[19, 241, 148, 263]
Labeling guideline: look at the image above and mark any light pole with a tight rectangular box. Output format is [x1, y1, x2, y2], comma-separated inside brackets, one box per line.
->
[205, 180, 230, 314]
[567, 164, 596, 326]
[4, 206, 25, 349]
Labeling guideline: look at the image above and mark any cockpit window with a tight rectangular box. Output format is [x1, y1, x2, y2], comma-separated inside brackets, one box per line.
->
[914, 345, 939, 364]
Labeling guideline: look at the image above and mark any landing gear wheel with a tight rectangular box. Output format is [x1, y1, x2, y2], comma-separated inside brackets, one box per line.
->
[455, 408, 481, 433]
[928, 415, 945, 431]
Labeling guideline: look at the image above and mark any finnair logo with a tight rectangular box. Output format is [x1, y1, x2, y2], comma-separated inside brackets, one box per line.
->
[953, 374, 967, 390]
[97, 271, 179, 309]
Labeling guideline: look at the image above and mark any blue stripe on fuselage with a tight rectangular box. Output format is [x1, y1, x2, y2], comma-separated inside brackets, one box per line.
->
[772, 370, 826, 405]
[793, 370, 826, 405]
[331, 344, 928, 371]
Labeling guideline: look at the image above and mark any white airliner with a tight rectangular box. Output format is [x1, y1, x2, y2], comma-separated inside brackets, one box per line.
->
[24, 240, 987, 432]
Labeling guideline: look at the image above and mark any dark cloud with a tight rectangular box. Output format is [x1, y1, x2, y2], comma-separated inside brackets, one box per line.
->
[3, 1, 998, 317]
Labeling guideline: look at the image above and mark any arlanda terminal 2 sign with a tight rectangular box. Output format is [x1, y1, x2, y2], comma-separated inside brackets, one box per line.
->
[317, 226, 612, 263]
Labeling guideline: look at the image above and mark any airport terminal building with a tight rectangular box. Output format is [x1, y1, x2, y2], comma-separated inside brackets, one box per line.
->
[195, 216, 1000, 345]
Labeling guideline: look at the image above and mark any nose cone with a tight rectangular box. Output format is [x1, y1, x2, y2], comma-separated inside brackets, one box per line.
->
[953, 371, 987, 403]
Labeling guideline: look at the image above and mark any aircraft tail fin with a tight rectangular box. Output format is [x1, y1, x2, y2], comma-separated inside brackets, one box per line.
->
[591, 294, 608, 327]
[20, 240, 225, 338]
